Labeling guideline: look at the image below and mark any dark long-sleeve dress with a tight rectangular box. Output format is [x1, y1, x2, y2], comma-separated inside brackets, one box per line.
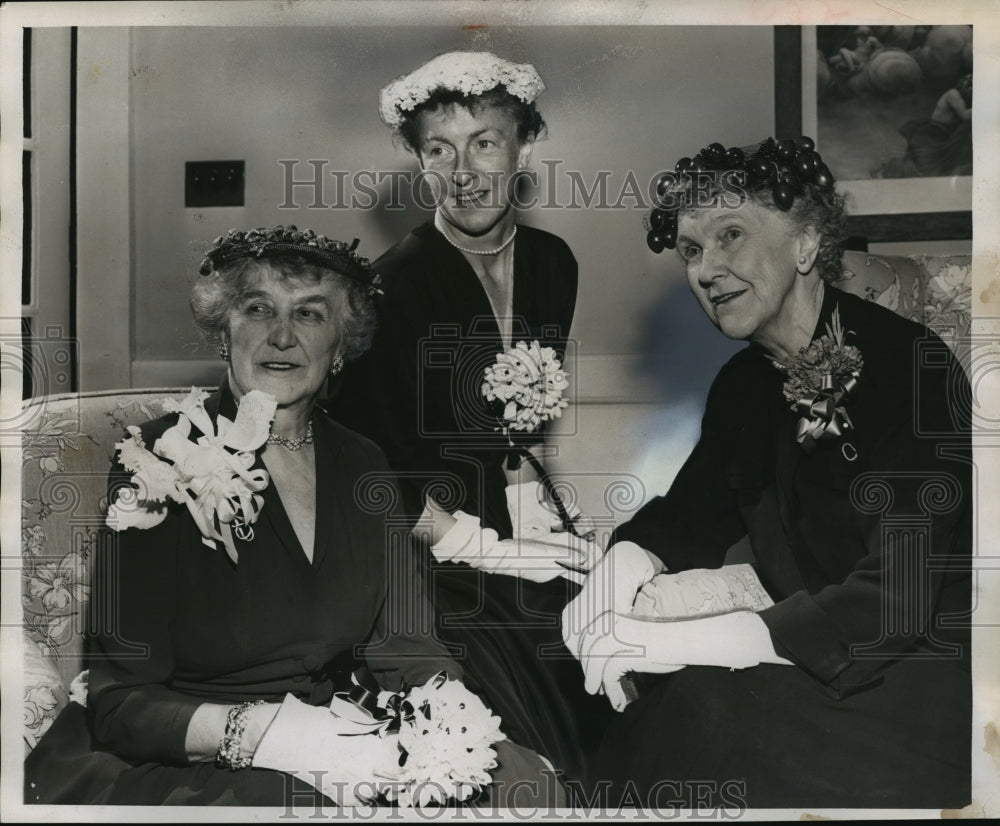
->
[595, 288, 972, 809]
[329, 221, 613, 785]
[23, 382, 546, 806]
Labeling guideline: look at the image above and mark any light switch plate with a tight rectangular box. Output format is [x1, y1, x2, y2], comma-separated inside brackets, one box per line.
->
[185, 160, 245, 207]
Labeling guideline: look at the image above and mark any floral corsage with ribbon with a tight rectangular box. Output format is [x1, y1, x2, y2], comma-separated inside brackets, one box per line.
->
[338, 670, 506, 807]
[780, 306, 863, 456]
[482, 340, 588, 536]
[106, 388, 276, 564]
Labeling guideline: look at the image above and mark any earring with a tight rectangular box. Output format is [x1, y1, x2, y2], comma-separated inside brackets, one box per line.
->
[218, 339, 230, 362]
[329, 355, 344, 376]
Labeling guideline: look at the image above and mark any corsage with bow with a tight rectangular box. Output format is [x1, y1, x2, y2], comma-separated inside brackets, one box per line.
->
[780, 305, 863, 453]
[106, 388, 276, 564]
[333, 670, 506, 807]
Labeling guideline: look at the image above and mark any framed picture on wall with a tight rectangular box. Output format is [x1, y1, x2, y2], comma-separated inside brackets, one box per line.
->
[774, 25, 973, 245]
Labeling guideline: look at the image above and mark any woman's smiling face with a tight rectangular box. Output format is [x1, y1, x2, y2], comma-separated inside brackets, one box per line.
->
[225, 264, 344, 409]
[676, 200, 810, 345]
[414, 102, 532, 237]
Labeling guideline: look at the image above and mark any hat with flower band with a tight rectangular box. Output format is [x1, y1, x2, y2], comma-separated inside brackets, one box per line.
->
[646, 136, 835, 254]
[199, 225, 383, 296]
[378, 50, 545, 128]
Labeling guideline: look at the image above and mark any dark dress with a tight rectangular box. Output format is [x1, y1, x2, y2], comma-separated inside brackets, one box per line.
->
[24, 383, 552, 806]
[595, 288, 972, 809]
[329, 221, 613, 784]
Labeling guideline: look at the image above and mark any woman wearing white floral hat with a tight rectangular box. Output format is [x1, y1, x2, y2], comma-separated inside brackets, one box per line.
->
[24, 226, 561, 807]
[330, 51, 612, 787]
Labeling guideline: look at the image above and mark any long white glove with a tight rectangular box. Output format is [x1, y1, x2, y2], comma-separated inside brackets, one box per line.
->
[578, 611, 793, 711]
[561, 541, 666, 661]
[506, 480, 593, 538]
[430, 510, 600, 585]
[252, 693, 398, 807]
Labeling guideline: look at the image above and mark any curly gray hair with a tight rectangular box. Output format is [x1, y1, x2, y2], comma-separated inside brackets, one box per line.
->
[190, 253, 376, 361]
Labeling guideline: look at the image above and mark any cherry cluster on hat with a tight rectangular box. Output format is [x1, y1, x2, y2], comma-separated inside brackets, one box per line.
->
[647, 136, 835, 253]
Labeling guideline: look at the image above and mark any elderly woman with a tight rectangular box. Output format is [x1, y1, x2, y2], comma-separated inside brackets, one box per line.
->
[24, 226, 559, 807]
[563, 138, 971, 808]
[330, 51, 611, 786]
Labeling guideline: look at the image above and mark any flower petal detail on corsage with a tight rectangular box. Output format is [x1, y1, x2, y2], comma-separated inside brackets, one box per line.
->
[781, 305, 863, 453]
[371, 673, 506, 808]
[482, 340, 586, 536]
[68, 670, 89, 708]
[217, 390, 277, 452]
[162, 387, 213, 437]
[482, 341, 569, 435]
[106, 486, 171, 532]
[106, 388, 276, 561]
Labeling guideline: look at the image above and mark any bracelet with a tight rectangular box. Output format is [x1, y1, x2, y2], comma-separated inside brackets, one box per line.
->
[216, 700, 264, 770]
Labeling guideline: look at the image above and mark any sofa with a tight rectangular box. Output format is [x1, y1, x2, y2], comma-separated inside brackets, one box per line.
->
[19, 252, 972, 753]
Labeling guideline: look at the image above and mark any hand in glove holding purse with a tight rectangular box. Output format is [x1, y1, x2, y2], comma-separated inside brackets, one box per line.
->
[577, 610, 793, 712]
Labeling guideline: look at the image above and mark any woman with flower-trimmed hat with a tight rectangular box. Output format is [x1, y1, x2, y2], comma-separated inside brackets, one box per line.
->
[23, 226, 561, 807]
[335, 50, 582, 545]
[561, 138, 972, 808]
[329, 51, 613, 787]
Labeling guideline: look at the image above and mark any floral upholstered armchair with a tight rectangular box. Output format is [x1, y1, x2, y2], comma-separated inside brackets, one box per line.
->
[19, 253, 971, 753]
[836, 251, 972, 364]
[20, 389, 210, 752]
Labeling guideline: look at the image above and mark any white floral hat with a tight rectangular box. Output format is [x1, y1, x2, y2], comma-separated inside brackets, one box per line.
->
[379, 50, 545, 127]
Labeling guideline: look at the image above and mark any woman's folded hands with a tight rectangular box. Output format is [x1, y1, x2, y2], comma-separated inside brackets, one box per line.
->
[561, 541, 792, 710]
[572, 610, 791, 711]
[561, 541, 666, 658]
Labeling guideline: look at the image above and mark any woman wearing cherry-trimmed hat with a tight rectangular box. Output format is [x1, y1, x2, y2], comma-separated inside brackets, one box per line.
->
[563, 137, 971, 808]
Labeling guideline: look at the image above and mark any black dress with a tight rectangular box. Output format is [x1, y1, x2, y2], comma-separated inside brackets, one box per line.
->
[329, 221, 613, 784]
[24, 383, 552, 806]
[595, 288, 972, 809]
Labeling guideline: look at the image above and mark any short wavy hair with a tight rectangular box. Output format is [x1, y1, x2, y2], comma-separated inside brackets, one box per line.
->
[396, 85, 546, 153]
[190, 254, 376, 361]
[752, 184, 849, 285]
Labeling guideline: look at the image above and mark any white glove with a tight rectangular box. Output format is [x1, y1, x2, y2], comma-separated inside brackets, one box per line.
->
[579, 611, 792, 712]
[506, 480, 596, 540]
[561, 541, 665, 662]
[252, 693, 398, 807]
[430, 510, 600, 585]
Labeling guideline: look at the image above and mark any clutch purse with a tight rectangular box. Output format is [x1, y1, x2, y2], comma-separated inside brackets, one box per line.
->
[620, 564, 774, 703]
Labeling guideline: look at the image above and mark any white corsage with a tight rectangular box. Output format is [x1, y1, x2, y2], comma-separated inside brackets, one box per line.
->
[68, 669, 89, 708]
[377, 673, 506, 808]
[482, 341, 589, 537]
[106, 388, 276, 563]
[482, 340, 568, 434]
[379, 51, 545, 127]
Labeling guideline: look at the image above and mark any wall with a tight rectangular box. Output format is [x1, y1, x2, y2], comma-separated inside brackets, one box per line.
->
[97, 24, 777, 511]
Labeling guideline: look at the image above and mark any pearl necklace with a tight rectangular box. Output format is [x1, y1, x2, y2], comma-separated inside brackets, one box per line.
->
[439, 223, 517, 256]
[266, 420, 313, 451]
